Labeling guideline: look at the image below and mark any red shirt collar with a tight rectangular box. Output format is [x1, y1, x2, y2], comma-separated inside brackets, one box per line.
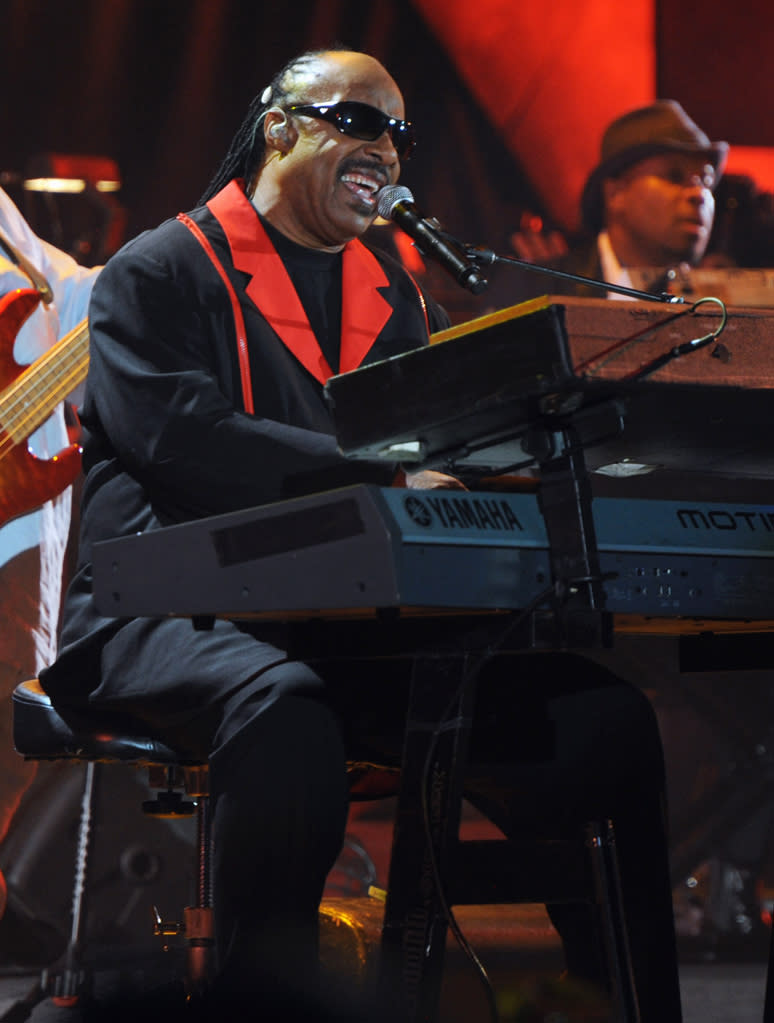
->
[207, 180, 393, 384]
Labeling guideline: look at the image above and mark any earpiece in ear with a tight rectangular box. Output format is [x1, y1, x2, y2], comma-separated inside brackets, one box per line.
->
[269, 123, 289, 144]
[267, 112, 292, 157]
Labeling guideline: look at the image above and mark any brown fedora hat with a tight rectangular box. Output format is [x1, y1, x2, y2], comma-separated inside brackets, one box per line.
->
[580, 100, 729, 232]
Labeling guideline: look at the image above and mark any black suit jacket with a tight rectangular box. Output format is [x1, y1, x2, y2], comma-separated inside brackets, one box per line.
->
[42, 181, 449, 714]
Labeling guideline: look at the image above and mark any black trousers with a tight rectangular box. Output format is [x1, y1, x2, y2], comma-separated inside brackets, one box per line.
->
[204, 649, 682, 1021]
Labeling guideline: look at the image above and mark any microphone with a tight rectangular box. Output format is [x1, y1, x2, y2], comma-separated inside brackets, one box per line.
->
[376, 185, 488, 295]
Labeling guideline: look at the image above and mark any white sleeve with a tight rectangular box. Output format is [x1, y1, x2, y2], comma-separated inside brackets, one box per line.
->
[0, 188, 100, 486]
[0, 188, 99, 334]
[0, 189, 102, 564]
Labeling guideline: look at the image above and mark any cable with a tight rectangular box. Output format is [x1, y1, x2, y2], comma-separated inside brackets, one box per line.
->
[573, 305, 697, 378]
[416, 580, 559, 1023]
[624, 296, 728, 381]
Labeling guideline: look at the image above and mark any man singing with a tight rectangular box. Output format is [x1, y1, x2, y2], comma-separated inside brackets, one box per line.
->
[41, 48, 682, 1019]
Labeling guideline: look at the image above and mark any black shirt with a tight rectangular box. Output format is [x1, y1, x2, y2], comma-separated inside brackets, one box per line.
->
[260, 215, 343, 374]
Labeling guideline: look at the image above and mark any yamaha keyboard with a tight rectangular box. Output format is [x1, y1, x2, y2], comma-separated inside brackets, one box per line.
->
[92, 484, 774, 624]
[93, 297, 774, 628]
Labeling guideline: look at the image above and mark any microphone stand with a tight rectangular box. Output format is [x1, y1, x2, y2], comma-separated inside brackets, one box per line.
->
[461, 241, 687, 305]
[454, 239, 730, 379]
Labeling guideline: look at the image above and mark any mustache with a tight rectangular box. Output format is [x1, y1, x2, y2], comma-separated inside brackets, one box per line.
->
[338, 159, 391, 188]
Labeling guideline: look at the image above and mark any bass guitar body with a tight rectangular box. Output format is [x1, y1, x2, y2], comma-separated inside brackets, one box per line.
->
[0, 290, 82, 529]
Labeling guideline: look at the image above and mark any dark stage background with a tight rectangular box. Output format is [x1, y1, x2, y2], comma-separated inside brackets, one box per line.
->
[0, 0, 543, 322]
[3, 0, 773, 320]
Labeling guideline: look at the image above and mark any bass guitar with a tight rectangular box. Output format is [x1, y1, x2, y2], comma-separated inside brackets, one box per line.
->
[0, 288, 88, 528]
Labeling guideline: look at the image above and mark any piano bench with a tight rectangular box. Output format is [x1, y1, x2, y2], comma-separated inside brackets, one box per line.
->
[11, 678, 213, 1007]
[8, 685, 408, 1001]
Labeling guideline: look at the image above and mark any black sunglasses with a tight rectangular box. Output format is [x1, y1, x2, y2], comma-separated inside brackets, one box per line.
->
[287, 101, 416, 161]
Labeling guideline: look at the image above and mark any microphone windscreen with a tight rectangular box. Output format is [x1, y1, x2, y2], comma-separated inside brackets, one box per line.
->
[376, 184, 413, 220]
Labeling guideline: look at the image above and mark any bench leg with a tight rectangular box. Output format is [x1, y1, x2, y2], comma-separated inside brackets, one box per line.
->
[183, 793, 214, 995]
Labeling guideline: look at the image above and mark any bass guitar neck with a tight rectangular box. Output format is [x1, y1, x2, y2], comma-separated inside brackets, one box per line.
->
[0, 289, 89, 527]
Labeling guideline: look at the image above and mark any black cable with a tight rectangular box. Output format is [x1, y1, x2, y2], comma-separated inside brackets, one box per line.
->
[625, 296, 728, 381]
[416, 580, 559, 1023]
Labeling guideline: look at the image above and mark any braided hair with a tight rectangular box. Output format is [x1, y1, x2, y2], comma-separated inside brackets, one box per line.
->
[199, 47, 349, 204]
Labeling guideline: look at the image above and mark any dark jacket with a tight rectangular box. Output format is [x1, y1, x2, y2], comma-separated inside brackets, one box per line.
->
[42, 181, 448, 722]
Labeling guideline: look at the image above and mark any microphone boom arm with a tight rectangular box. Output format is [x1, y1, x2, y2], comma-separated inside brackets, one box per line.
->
[465, 245, 687, 305]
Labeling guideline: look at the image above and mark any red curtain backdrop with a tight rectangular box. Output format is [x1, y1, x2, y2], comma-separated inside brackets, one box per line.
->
[2, 0, 774, 304]
[657, 0, 774, 193]
[0, 0, 547, 319]
[411, 0, 655, 231]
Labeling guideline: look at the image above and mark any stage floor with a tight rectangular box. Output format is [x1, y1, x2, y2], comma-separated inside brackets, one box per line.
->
[0, 948, 766, 1022]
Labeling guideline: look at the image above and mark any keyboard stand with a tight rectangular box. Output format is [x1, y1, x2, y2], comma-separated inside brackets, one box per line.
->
[524, 417, 613, 651]
[378, 648, 478, 1020]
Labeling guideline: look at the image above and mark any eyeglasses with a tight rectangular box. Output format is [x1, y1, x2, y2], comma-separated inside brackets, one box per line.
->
[625, 156, 717, 191]
[287, 101, 416, 161]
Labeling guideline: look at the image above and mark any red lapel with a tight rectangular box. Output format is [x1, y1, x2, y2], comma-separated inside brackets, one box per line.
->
[207, 181, 392, 384]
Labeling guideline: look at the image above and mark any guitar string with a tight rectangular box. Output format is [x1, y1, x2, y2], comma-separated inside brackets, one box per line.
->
[3, 348, 88, 434]
[0, 360, 87, 455]
[0, 323, 88, 421]
[1, 321, 87, 398]
[1, 353, 88, 447]
[0, 325, 88, 455]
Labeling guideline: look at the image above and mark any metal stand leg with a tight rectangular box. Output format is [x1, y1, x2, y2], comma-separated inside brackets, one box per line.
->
[528, 421, 612, 650]
[379, 652, 477, 1022]
[0, 762, 98, 1022]
[45, 760, 95, 1006]
[764, 926, 774, 1023]
[587, 820, 640, 1023]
